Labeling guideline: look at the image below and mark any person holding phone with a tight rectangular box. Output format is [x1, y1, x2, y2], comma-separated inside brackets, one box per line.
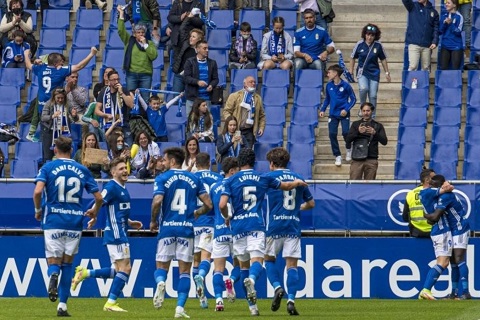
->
[1, 29, 29, 68]
[216, 115, 249, 165]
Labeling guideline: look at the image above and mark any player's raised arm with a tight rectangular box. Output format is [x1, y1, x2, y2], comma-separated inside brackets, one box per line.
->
[279, 179, 308, 191]
[150, 194, 164, 231]
[194, 193, 213, 219]
[71, 46, 98, 73]
[24, 48, 33, 70]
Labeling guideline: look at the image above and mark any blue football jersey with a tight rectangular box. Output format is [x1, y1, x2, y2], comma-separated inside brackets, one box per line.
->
[194, 170, 222, 227]
[222, 169, 281, 235]
[153, 169, 206, 239]
[32, 64, 72, 106]
[101, 180, 131, 245]
[264, 169, 313, 237]
[35, 158, 99, 231]
[210, 179, 232, 239]
[419, 188, 450, 236]
[436, 192, 470, 236]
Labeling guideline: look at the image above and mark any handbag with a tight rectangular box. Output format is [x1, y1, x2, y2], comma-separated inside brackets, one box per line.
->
[211, 86, 224, 105]
[351, 124, 376, 160]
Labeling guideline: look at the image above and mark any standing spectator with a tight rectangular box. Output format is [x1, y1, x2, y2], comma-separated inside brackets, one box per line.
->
[184, 40, 219, 116]
[345, 102, 388, 180]
[319, 64, 356, 167]
[93, 67, 115, 100]
[1, 29, 29, 68]
[229, 22, 258, 70]
[403, 0, 439, 71]
[439, 0, 464, 70]
[182, 136, 200, 172]
[223, 76, 265, 148]
[130, 130, 161, 178]
[459, 0, 472, 60]
[0, 0, 37, 56]
[171, 28, 204, 93]
[293, 9, 335, 71]
[216, 115, 249, 164]
[258, 16, 294, 70]
[294, 0, 327, 29]
[65, 72, 89, 116]
[73, 132, 105, 179]
[187, 98, 215, 142]
[349, 24, 391, 117]
[118, 6, 158, 106]
[125, 0, 161, 47]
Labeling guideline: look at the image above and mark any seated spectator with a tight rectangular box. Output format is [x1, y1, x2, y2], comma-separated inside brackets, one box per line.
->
[294, 8, 335, 71]
[40, 88, 79, 161]
[73, 132, 106, 179]
[130, 130, 161, 178]
[106, 132, 132, 175]
[439, 0, 464, 70]
[93, 67, 115, 100]
[187, 98, 214, 142]
[2, 29, 29, 68]
[0, 0, 37, 56]
[182, 136, 199, 172]
[146, 153, 165, 177]
[65, 72, 89, 116]
[216, 115, 248, 164]
[229, 22, 258, 69]
[137, 90, 184, 142]
[258, 16, 294, 70]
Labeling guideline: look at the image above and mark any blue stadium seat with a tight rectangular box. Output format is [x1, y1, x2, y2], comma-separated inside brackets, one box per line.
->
[14, 141, 43, 162]
[42, 10, 70, 29]
[164, 104, 187, 125]
[472, 30, 480, 50]
[76, 8, 103, 29]
[468, 70, 480, 88]
[295, 69, 323, 88]
[287, 142, 314, 163]
[153, 49, 164, 70]
[106, 29, 124, 49]
[270, 10, 297, 30]
[25, 9, 37, 30]
[463, 160, 480, 179]
[254, 160, 271, 172]
[397, 126, 426, 145]
[239, 9, 266, 30]
[254, 142, 282, 161]
[256, 124, 284, 144]
[434, 88, 462, 107]
[209, 104, 221, 125]
[433, 106, 461, 127]
[293, 87, 321, 107]
[0, 68, 25, 88]
[103, 48, 124, 69]
[464, 141, 480, 161]
[0, 86, 21, 107]
[39, 29, 67, 49]
[0, 142, 8, 164]
[166, 123, 185, 144]
[402, 88, 429, 108]
[208, 9, 234, 29]
[431, 126, 460, 145]
[288, 160, 312, 179]
[72, 28, 100, 49]
[70, 124, 83, 143]
[207, 29, 232, 50]
[396, 143, 425, 162]
[466, 106, 480, 125]
[152, 70, 161, 89]
[468, 87, 480, 107]
[272, 0, 298, 10]
[394, 159, 424, 180]
[165, 67, 174, 91]
[27, 85, 38, 104]
[10, 160, 39, 178]
[156, 0, 172, 8]
[217, 67, 227, 88]
[158, 142, 182, 151]
[464, 125, 480, 145]
[262, 69, 290, 88]
[230, 68, 258, 91]
[0, 105, 17, 124]
[430, 143, 459, 161]
[261, 87, 288, 108]
[435, 70, 462, 88]
[208, 49, 228, 70]
[18, 122, 31, 142]
[473, 8, 480, 31]
[199, 142, 217, 164]
[429, 160, 458, 180]
[159, 8, 170, 29]
[402, 70, 429, 89]
[290, 106, 319, 126]
[399, 106, 427, 127]
[288, 124, 315, 144]
[264, 106, 286, 125]
[245, 29, 263, 49]
[49, 0, 73, 9]
[70, 48, 97, 70]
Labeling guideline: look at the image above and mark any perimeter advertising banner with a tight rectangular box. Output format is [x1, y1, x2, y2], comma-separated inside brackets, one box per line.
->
[1, 237, 480, 299]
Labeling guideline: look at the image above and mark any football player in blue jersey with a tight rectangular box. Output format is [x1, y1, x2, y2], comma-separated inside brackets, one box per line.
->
[24, 47, 98, 142]
[219, 148, 307, 316]
[71, 157, 143, 312]
[150, 147, 213, 319]
[33, 136, 103, 317]
[192, 153, 222, 309]
[210, 157, 241, 311]
[263, 147, 315, 315]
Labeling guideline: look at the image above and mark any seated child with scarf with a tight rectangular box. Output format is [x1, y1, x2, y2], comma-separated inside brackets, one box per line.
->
[229, 22, 258, 69]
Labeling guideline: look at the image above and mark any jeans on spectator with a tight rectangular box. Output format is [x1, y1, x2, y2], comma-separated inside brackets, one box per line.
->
[357, 75, 379, 109]
[349, 158, 378, 180]
[294, 57, 324, 71]
[126, 71, 152, 102]
[408, 44, 431, 71]
[459, 2, 472, 48]
[172, 73, 185, 94]
[328, 116, 350, 157]
[439, 48, 463, 70]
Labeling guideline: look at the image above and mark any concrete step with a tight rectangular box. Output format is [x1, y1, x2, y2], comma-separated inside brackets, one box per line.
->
[313, 162, 395, 175]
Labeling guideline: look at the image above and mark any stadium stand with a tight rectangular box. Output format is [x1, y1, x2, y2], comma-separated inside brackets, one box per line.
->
[262, 69, 290, 88]
[41, 9, 70, 29]
[76, 8, 104, 29]
[10, 160, 39, 178]
[208, 9, 234, 29]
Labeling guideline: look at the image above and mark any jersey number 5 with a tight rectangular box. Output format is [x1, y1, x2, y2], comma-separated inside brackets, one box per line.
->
[243, 186, 257, 211]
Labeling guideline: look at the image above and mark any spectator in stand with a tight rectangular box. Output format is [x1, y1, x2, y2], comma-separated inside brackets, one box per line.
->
[349, 24, 391, 117]
[439, 0, 464, 70]
[80, 0, 107, 10]
[1, 29, 29, 68]
[229, 22, 258, 70]
[294, 9, 335, 71]
[294, 0, 327, 29]
[117, 6, 158, 106]
[93, 67, 115, 100]
[216, 115, 249, 164]
[40, 88, 79, 161]
[82, 102, 104, 142]
[403, 0, 439, 71]
[130, 130, 161, 178]
[65, 72, 89, 117]
[187, 98, 215, 142]
[258, 16, 294, 70]
[106, 132, 132, 175]
[223, 76, 265, 148]
[459, 0, 472, 60]
[73, 132, 106, 179]
[171, 28, 204, 93]
[125, 0, 161, 47]
[184, 40, 219, 116]
[182, 136, 199, 172]
[0, 0, 37, 56]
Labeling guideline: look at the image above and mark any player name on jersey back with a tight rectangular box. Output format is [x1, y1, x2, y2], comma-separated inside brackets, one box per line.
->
[52, 164, 86, 179]
[164, 172, 197, 189]
[239, 174, 260, 182]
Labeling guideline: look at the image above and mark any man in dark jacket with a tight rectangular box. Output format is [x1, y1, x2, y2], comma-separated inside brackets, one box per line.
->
[345, 102, 387, 180]
[125, 0, 161, 47]
[403, 0, 439, 71]
[183, 40, 219, 116]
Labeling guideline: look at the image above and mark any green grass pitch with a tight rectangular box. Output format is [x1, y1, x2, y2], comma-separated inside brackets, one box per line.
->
[0, 298, 478, 319]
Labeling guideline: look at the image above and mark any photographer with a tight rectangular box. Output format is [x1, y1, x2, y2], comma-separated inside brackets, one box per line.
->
[0, 0, 37, 56]
[345, 102, 387, 180]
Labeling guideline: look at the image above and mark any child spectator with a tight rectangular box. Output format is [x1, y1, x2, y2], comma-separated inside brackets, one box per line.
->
[187, 98, 214, 142]
[319, 64, 357, 167]
[258, 16, 294, 70]
[2, 29, 29, 68]
[229, 22, 258, 69]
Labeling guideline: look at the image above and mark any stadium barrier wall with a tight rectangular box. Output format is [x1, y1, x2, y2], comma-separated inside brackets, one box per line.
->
[1, 237, 480, 299]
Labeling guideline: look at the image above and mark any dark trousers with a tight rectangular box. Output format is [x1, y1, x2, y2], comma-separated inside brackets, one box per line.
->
[241, 128, 255, 149]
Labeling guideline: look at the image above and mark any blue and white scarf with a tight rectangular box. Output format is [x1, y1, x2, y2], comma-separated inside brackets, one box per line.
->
[225, 133, 240, 157]
[102, 86, 123, 129]
[51, 104, 71, 150]
[269, 32, 284, 56]
[132, 0, 141, 24]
